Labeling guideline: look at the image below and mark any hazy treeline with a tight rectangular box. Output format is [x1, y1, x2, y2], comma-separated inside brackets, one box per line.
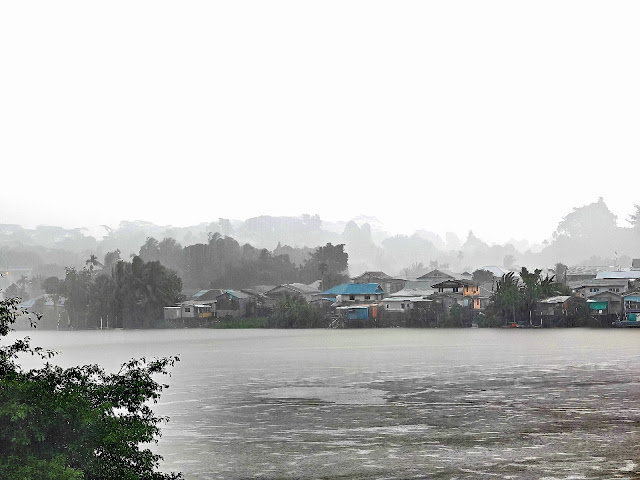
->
[2, 199, 640, 290]
[137, 234, 349, 290]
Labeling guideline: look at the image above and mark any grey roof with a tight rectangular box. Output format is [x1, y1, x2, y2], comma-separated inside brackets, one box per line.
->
[240, 285, 276, 296]
[192, 289, 225, 299]
[595, 271, 640, 280]
[265, 283, 322, 296]
[352, 271, 392, 280]
[539, 296, 572, 304]
[385, 296, 431, 303]
[390, 280, 436, 297]
[577, 279, 630, 288]
[17, 294, 65, 309]
[417, 269, 469, 281]
[566, 266, 607, 276]
[589, 291, 623, 299]
[479, 266, 512, 278]
[216, 289, 251, 300]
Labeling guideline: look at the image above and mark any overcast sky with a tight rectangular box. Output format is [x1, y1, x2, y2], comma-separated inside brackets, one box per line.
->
[1, 1, 638, 244]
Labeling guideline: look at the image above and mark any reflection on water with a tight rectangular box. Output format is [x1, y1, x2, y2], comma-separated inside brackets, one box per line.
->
[12, 328, 640, 479]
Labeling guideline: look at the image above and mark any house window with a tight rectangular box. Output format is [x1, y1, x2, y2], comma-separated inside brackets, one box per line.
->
[349, 295, 355, 301]
[401, 303, 405, 309]
[453, 287, 459, 293]
[364, 295, 371, 300]
[386, 304, 390, 309]
[184, 307, 191, 313]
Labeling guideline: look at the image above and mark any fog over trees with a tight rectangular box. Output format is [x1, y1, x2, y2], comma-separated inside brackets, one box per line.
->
[1, 198, 639, 297]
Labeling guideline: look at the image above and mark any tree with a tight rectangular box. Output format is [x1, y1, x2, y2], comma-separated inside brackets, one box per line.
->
[554, 263, 568, 285]
[490, 272, 522, 325]
[103, 249, 122, 271]
[0, 293, 183, 480]
[61, 268, 92, 329]
[4, 283, 19, 299]
[85, 254, 103, 273]
[628, 204, 640, 231]
[273, 295, 322, 328]
[554, 197, 618, 240]
[139, 238, 161, 263]
[503, 254, 516, 270]
[472, 269, 494, 284]
[17, 275, 30, 300]
[302, 243, 349, 289]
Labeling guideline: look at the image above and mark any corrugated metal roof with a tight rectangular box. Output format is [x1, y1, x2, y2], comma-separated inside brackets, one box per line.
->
[578, 279, 629, 287]
[352, 271, 391, 280]
[595, 271, 640, 280]
[539, 296, 572, 304]
[211, 290, 251, 300]
[322, 283, 385, 295]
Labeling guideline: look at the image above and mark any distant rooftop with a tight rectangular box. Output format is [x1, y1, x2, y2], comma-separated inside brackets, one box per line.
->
[595, 271, 640, 280]
[352, 271, 391, 280]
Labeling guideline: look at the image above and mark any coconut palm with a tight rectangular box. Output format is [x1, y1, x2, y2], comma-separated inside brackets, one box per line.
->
[85, 254, 103, 273]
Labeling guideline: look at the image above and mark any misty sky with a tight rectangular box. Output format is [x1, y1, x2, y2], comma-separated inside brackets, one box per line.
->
[1, 1, 638, 244]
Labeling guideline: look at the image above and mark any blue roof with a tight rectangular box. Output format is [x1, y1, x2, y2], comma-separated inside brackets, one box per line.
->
[321, 283, 384, 296]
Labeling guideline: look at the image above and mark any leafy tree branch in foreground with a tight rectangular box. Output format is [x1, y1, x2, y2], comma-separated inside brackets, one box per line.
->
[0, 294, 182, 480]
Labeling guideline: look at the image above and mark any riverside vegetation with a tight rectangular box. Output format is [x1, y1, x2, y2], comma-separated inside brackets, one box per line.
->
[0, 293, 182, 479]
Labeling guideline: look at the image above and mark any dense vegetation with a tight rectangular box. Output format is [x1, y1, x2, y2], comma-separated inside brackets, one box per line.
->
[0, 294, 182, 479]
[138, 235, 349, 290]
[42, 256, 183, 329]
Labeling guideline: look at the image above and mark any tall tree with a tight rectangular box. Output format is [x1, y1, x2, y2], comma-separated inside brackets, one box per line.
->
[103, 249, 121, 271]
[302, 243, 349, 289]
[490, 272, 522, 325]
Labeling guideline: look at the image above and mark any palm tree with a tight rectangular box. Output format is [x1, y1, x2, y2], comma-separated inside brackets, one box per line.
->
[85, 254, 103, 273]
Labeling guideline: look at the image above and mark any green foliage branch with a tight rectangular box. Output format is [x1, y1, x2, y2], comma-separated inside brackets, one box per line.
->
[0, 294, 182, 480]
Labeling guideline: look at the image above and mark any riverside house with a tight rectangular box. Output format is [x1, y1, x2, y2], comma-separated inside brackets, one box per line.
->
[321, 283, 385, 305]
[351, 271, 406, 294]
[623, 291, 640, 321]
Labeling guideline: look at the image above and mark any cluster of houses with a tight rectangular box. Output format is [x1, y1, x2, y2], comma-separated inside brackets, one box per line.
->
[10, 261, 640, 329]
[163, 261, 640, 327]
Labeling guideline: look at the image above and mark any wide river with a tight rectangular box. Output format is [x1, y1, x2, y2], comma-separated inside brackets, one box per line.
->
[11, 328, 640, 479]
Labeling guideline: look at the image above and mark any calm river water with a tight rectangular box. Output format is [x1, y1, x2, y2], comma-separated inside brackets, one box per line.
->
[12, 328, 640, 479]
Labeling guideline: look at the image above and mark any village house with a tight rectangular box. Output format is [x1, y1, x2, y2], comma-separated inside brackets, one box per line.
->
[191, 289, 225, 301]
[389, 280, 437, 298]
[384, 296, 419, 312]
[534, 295, 586, 326]
[595, 271, 640, 281]
[431, 279, 470, 294]
[565, 266, 601, 284]
[321, 283, 385, 305]
[416, 269, 458, 285]
[240, 285, 277, 315]
[351, 271, 406, 294]
[575, 279, 630, 298]
[623, 291, 640, 319]
[163, 300, 215, 322]
[216, 290, 251, 318]
[587, 291, 623, 319]
[428, 292, 465, 312]
[264, 282, 322, 303]
[468, 284, 493, 311]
